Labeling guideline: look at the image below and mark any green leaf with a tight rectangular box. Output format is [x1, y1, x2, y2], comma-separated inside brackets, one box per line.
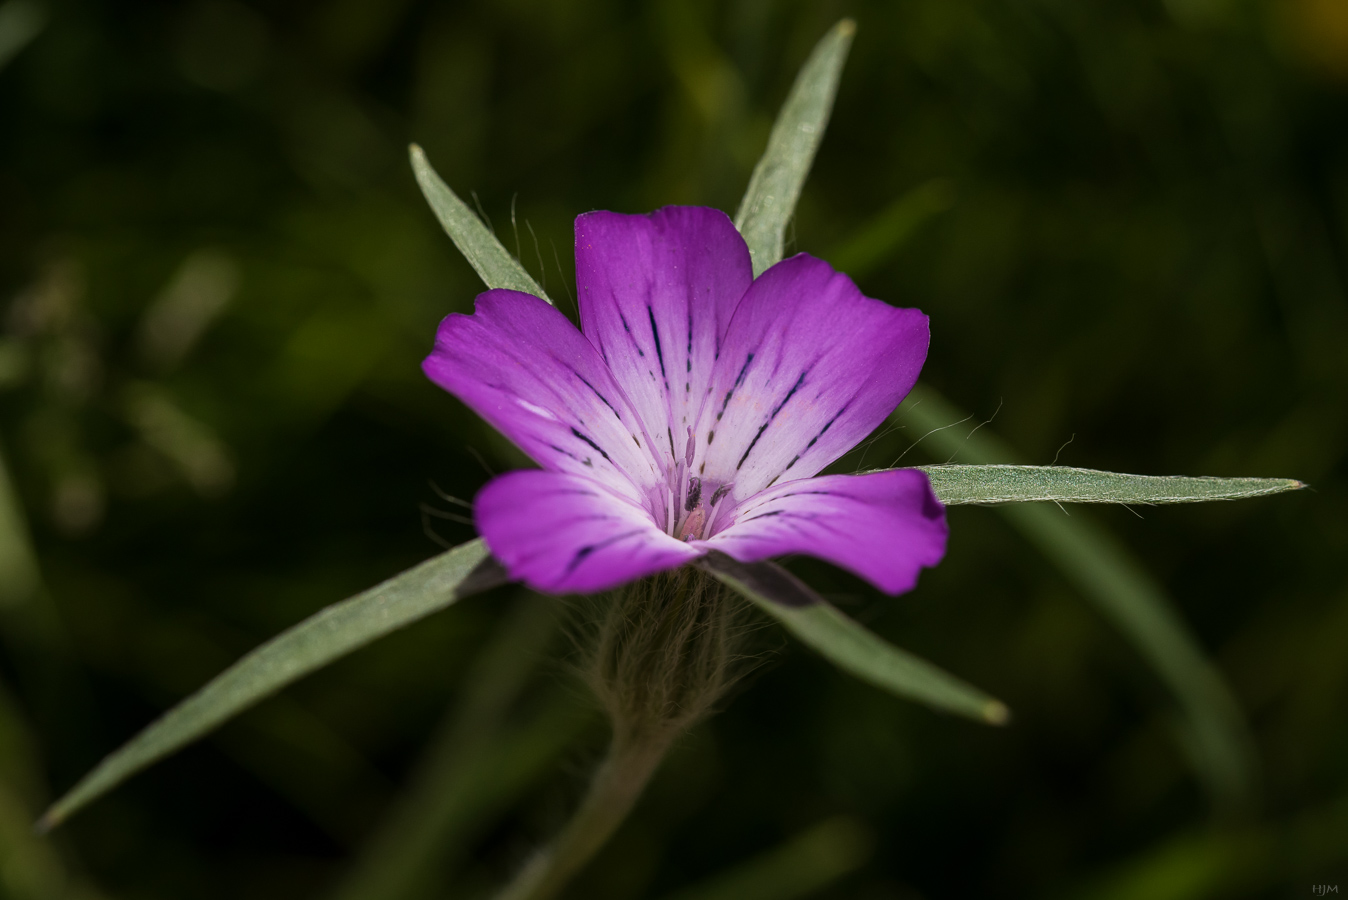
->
[39, 539, 507, 831]
[893, 386, 1270, 806]
[698, 553, 1009, 725]
[911, 464, 1304, 506]
[409, 144, 551, 303]
[734, 19, 854, 277]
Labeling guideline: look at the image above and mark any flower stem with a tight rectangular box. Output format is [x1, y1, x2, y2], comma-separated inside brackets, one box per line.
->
[492, 734, 671, 900]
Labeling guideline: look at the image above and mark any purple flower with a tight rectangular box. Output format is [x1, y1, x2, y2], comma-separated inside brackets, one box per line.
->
[423, 206, 947, 595]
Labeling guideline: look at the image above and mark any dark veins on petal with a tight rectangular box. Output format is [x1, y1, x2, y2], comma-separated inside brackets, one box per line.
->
[573, 368, 622, 420]
[685, 311, 694, 396]
[570, 428, 613, 464]
[768, 403, 852, 488]
[565, 528, 648, 575]
[548, 443, 593, 467]
[647, 305, 667, 382]
[714, 353, 756, 428]
[617, 310, 644, 358]
[736, 368, 810, 471]
[539, 351, 640, 459]
[487, 362, 610, 471]
[737, 487, 834, 516]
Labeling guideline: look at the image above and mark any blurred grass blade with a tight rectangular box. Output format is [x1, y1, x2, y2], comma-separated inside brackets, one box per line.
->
[39, 539, 508, 831]
[333, 595, 564, 900]
[1066, 793, 1348, 900]
[0, 679, 112, 900]
[0, 0, 46, 72]
[0, 781, 98, 900]
[336, 695, 589, 900]
[825, 178, 956, 281]
[894, 386, 1258, 806]
[0, 439, 40, 607]
[409, 144, 551, 303]
[699, 553, 1009, 725]
[911, 464, 1304, 506]
[658, 816, 873, 900]
[734, 19, 854, 276]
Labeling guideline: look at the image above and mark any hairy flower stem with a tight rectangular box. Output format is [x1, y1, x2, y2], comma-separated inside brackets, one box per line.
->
[493, 571, 746, 900]
[491, 733, 671, 900]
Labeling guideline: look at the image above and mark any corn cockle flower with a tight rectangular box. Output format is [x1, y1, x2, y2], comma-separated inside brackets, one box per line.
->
[423, 206, 947, 595]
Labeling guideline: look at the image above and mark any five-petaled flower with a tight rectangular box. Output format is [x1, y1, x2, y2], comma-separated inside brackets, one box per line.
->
[423, 206, 948, 595]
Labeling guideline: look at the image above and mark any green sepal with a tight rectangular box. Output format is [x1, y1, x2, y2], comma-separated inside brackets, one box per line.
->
[699, 553, 1009, 725]
[735, 20, 854, 277]
[908, 464, 1304, 506]
[410, 145, 551, 302]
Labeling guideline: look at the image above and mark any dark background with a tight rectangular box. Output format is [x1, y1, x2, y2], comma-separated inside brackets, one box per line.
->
[0, 0, 1344, 897]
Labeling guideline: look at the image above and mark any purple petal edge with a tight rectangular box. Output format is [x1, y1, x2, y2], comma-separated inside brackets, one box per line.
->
[422, 289, 661, 504]
[690, 254, 930, 504]
[697, 469, 947, 595]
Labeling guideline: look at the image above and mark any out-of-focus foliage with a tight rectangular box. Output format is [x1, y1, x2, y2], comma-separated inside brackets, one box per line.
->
[0, 0, 1343, 898]
[37, 538, 506, 833]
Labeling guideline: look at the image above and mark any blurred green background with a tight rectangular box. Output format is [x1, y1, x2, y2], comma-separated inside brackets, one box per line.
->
[0, 0, 1345, 897]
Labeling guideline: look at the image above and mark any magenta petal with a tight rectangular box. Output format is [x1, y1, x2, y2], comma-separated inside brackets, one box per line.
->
[575, 207, 753, 465]
[423, 290, 661, 505]
[690, 254, 929, 504]
[475, 470, 704, 594]
[697, 469, 948, 595]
